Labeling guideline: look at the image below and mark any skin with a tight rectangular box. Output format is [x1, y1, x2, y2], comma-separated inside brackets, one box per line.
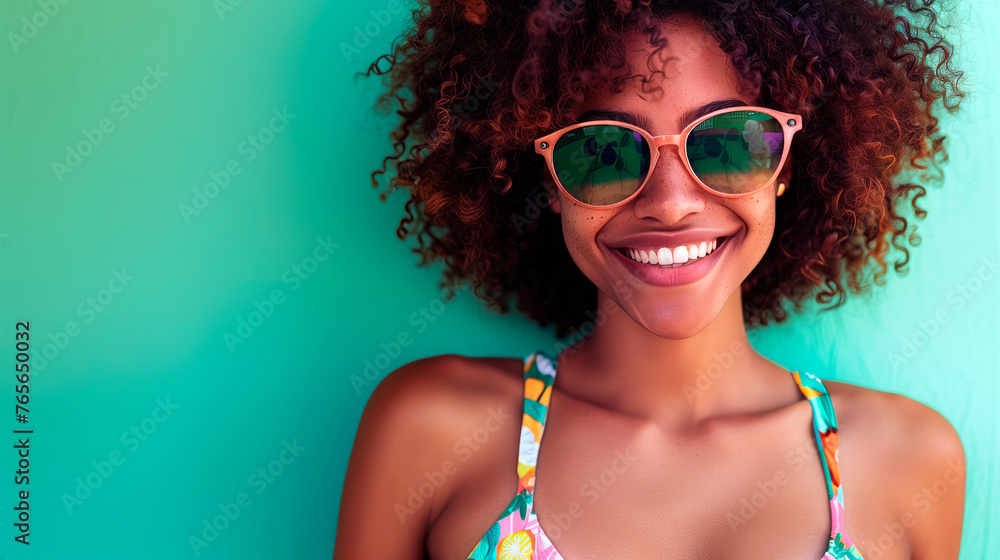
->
[335, 14, 966, 560]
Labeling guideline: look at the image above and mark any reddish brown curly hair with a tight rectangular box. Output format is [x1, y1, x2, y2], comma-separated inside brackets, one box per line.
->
[364, 0, 964, 339]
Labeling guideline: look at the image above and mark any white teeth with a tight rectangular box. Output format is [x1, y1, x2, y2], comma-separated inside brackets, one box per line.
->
[673, 245, 688, 264]
[621, 238, 725, 267]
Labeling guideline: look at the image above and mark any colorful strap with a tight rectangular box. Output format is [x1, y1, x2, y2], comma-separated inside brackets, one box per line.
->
[517, 352, 557, 495]
[791, 371, 841, 501]
[792, 371, 864, 559]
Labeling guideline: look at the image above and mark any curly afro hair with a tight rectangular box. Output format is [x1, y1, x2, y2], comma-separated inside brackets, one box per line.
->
[363, 0, 965, 339]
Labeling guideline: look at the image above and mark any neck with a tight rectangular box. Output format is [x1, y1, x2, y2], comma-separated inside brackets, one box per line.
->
[557, 289, 791, 428]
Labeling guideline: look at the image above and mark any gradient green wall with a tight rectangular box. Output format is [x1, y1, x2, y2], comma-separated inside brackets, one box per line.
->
[0, 1, 995, 558]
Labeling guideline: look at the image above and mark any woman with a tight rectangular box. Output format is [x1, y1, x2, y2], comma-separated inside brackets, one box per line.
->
[336, 1, 967, 558]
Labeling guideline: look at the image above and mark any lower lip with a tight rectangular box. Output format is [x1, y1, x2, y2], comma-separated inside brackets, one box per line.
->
[608, 237, 731, 287]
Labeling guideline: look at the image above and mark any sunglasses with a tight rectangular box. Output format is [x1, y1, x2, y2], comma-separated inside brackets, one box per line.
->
[533, 106, 802, 208]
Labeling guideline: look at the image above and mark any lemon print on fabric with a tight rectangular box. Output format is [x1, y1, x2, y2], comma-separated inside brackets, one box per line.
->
[498, 530, 535, 560]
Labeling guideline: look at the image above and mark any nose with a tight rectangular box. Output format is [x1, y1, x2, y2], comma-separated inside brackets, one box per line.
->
[631, 143, 706, 224]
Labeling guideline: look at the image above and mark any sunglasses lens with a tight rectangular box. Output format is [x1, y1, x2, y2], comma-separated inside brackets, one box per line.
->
[686, 110, 785, 194]
[551, 124, 651, 206]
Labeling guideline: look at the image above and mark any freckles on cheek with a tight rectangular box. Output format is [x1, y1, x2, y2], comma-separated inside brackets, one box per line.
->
[561, 227, 592, 259]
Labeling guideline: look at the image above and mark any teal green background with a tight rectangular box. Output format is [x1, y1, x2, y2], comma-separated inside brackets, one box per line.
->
[0, 1, 995, 558]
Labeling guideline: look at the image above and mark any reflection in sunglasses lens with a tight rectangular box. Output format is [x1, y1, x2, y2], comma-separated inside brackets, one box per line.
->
[552, 124, 650, 206]
[686, 111, 784, 195]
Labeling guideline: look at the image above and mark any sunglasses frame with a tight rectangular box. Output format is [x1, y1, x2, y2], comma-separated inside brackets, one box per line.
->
[533, 105, 803, 209]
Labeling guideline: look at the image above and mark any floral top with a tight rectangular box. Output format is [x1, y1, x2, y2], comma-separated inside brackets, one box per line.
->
[465, 351, 865, 560]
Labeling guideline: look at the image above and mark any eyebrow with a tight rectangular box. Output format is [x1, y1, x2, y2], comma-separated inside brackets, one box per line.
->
[576, 98, 751, 132]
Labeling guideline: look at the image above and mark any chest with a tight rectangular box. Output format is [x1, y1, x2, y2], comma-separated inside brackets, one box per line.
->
[428, 397, 904, 560]
[528, 405, 837, 559]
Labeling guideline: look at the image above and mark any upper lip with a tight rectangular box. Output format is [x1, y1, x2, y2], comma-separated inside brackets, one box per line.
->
[603, 229, 740, 250]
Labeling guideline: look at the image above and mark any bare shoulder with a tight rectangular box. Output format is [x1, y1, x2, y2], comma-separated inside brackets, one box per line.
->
[822, 380, 966, 559]
[354, 352, 525, 475]
[334, 353, 525, 559]
[384, 352, 525, 397]
[365, 353, 525, 437]
[822, 380, 965, 472]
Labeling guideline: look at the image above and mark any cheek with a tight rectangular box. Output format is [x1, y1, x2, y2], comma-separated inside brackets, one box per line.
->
[740, 197, 777, 262]
[559, 206, 616, 265]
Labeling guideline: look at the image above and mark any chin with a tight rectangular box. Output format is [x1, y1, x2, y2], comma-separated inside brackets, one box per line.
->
[626, 297, 724, 340]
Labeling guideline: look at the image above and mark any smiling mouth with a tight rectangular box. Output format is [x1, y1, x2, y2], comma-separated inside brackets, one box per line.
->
[615, 236, 730, 268]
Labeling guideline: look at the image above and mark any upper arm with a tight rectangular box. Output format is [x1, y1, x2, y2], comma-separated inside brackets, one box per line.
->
[890, 397, 966, 560]
[333, 355, 471, 560]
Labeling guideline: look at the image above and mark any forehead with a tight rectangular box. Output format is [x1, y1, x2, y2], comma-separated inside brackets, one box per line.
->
[579, 17, 755, 131]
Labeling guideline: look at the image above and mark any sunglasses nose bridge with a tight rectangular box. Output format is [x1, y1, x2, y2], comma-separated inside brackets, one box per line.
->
[645, 134, 686, 177]
[649, 133, 683, 152]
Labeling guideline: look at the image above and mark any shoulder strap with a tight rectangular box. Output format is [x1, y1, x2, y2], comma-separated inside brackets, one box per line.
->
[516, 352, 558, 495]
[791, 371, 842, 502]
